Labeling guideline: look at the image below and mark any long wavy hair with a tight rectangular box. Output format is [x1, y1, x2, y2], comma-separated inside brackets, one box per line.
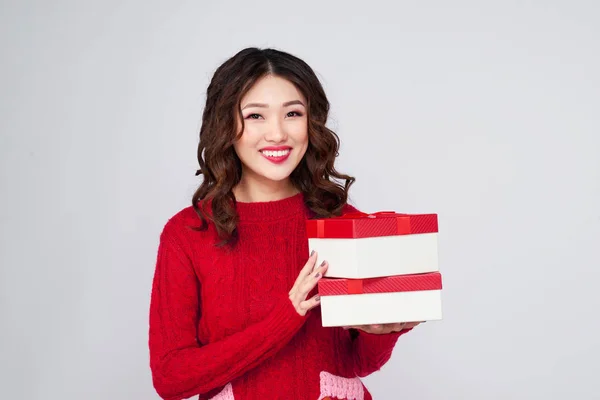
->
[192, 47, 355, 246]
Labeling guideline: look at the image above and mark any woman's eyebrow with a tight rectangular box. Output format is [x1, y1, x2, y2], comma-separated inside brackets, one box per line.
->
[242, 100, 305, 110]
[282, 100, 305, 107]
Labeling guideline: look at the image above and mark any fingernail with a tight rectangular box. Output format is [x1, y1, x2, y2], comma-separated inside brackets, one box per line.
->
[315, 272, 321, 278]
[320, 260, 326, 267]
[310, 250, 315, 257]
[315, 295, 320, 302]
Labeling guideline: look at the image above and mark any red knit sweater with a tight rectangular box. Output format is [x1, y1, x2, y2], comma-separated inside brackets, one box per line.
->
[149, 193, 409, 400]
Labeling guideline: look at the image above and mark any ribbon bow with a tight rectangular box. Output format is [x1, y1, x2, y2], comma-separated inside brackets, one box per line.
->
[338, 211, 402, 219]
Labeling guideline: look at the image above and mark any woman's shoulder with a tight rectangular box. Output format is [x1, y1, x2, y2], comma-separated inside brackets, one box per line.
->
[159, 203, 213, 246]
[162, 203, 197, 225]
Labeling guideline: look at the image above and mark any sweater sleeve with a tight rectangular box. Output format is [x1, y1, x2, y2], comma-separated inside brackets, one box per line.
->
[148, 227, 308, 400]
[350, 328, 412, 377]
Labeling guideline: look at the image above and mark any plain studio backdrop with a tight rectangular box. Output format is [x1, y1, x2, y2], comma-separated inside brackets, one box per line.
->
[1, 1, 599, 399]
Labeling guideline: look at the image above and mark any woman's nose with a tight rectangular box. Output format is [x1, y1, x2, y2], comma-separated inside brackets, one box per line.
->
[264, 119, 288, 142]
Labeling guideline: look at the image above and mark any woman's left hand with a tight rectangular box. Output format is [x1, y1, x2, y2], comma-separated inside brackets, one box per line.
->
[343, 321, 422, 334]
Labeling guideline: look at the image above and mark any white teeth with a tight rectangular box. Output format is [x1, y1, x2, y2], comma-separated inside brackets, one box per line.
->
[261, 149, 290, 157]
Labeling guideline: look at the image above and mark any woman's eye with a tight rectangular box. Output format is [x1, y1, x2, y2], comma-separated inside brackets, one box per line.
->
[287, 111, 303, 117]
[246, 113, 262, 119]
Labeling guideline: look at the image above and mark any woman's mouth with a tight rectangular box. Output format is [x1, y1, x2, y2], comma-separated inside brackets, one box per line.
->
[260, 148, 291, 164]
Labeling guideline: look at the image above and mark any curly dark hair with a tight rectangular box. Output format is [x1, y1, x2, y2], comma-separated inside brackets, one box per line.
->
[192, 47, 355, 246]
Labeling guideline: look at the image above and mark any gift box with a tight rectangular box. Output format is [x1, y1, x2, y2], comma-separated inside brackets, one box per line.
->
[306, 211, 439, 279]
[318, 272, 443, 327]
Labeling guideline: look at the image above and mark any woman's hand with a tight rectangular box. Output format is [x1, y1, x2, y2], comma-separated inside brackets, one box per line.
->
[344, 321, 422, 334]
[289, 250, 328, 316]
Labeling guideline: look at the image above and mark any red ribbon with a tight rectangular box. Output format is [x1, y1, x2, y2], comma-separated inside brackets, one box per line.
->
[317, 220, 324, 238]
[347, 280, 364, 294]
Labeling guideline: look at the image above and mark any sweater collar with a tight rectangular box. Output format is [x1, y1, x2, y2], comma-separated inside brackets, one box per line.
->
[234, 192, 307, 223]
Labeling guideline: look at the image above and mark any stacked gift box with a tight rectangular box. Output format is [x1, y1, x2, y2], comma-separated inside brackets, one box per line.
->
[306, 211, 443, 327]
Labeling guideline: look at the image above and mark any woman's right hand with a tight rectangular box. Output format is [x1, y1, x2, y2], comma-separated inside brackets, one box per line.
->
[289, 250, 328, 316]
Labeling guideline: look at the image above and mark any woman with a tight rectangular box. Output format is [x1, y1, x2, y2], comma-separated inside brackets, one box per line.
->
[149, 47, 420, 400]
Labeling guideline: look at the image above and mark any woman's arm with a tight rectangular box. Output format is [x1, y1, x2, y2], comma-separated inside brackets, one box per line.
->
[349, 328, 409, 377]
[148, 228, 307, 400]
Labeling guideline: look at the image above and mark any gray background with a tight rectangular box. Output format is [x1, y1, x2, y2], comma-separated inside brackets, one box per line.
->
[1, 1, 599, 399]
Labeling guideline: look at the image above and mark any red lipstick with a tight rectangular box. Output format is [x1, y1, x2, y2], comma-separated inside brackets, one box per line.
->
[259, 146, 292, 164]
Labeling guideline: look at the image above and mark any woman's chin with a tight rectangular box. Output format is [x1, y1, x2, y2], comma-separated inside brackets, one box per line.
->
[260, 171, 294, 183]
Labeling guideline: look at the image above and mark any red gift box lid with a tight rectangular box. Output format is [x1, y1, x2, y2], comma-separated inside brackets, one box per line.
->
[318, 272, 442, 296]
[306, 211, 438, 239]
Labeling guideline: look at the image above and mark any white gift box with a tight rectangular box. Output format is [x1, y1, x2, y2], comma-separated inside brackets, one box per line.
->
[306, 211, 439, 279]
[318, 272, 443, 327]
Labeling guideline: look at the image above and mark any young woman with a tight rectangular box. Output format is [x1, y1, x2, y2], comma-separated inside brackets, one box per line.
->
[149, 47, 420, 400]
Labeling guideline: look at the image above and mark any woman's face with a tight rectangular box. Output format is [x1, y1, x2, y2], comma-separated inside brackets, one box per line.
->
[234, 75, 309, 188]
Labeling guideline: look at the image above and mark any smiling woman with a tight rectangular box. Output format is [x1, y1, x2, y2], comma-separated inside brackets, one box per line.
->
[190, 47, 356, 246]
[148, 47, 417, 400]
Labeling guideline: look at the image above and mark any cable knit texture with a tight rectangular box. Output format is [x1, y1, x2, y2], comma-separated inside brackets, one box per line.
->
[149, 193, 409, 400]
